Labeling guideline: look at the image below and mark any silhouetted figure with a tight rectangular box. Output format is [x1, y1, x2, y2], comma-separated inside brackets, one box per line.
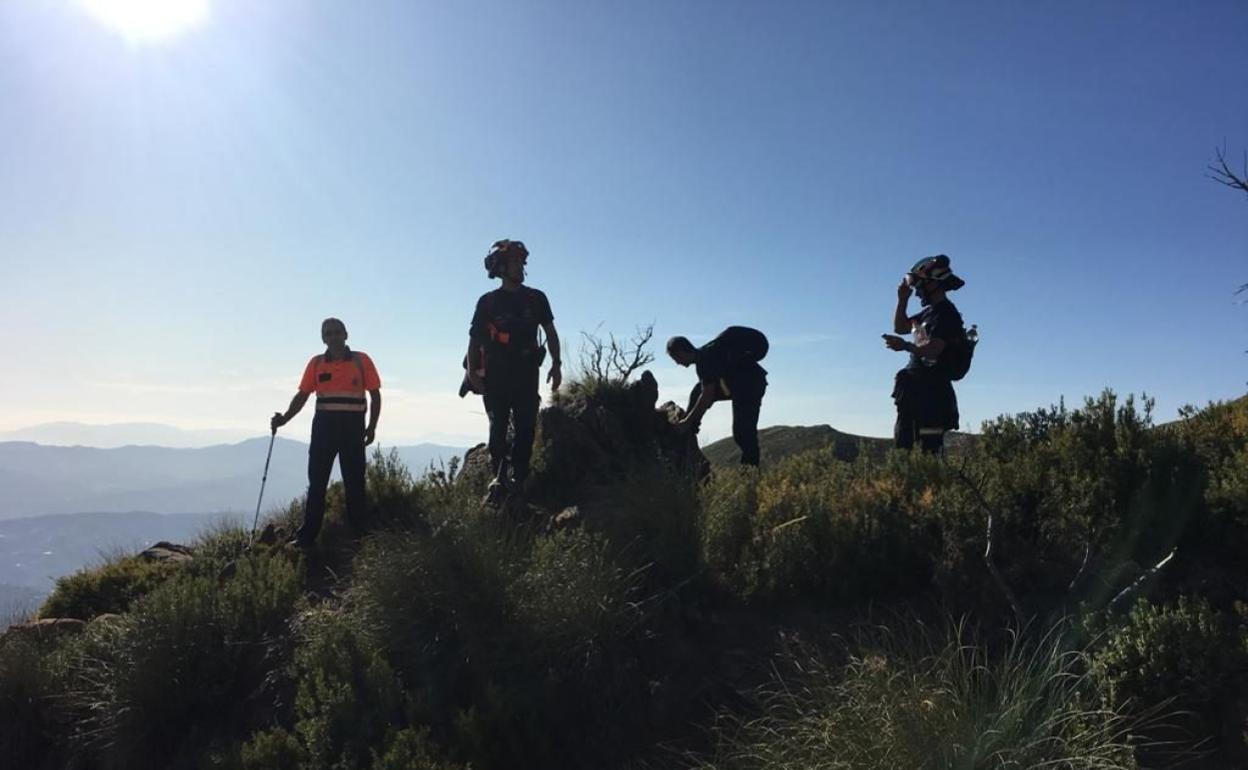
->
[272, 318, 381, 546]
[883, 255, 967, 454]
[668, 327, 769, 466]
[464, 240, 562, 504]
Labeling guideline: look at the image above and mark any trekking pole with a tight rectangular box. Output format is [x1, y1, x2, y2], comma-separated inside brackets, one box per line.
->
[249, 428, 277, 544]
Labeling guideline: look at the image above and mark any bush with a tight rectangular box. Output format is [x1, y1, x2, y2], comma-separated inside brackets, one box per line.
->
[699, 448, 947, 604]
[0, 635, 61, 769]
[366, 447, 422, 531]
[289, 609, 408, 770]
[1091, 596, 1248, 758]
[56, 554, 302, 769]
[40, 553, 182, 620]
[578, 462, 702, 588]
[687, 620, 1141, 770]
[348, 502, 667, 769]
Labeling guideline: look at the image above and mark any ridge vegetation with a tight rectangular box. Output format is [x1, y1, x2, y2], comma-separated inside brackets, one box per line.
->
[2, 380, 1246, 770]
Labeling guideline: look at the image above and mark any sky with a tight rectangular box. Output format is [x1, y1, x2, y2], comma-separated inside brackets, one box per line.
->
[1, 0, 1246, 447]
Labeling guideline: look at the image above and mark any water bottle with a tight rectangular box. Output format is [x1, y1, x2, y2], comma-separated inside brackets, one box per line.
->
[966, 324, 979, 348]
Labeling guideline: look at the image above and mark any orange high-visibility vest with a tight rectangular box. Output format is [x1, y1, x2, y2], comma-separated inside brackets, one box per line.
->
[298, 351, 381, 412]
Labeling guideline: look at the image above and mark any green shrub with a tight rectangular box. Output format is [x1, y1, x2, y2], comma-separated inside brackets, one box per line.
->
[191, 519, 252, 563]
[515, 529, 642, 659]
[688, 620, 1140, 770]
[699, 448, 946, 603]
[57, 554, 301, 769]
[1091, 597, 1248, 744]
[289, 609, 408, 770]
[370, 727, 463, 770]
[0, 635, 62, 769]
[40, 553, 182, 620]
[578, 462, 702, 588]
[349, 507, 666, 769]
[240, 727, 305, 770]
[366, 447, 422, 531]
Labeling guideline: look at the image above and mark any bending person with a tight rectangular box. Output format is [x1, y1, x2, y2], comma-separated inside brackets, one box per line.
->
[271, 317, 381, 546]
[667, 326, 769, 466]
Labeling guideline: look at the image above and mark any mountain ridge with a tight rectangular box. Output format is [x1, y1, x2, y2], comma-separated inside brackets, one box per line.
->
[0, 438, 466, 519]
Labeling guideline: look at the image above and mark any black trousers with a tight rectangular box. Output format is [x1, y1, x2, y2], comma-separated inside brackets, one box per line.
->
[687, 382, 766, 466]
[483, 364, 540, 484]
[892, 368, 957, 455]
[298, 410, 366, 545]
[894, 408, 946, 453]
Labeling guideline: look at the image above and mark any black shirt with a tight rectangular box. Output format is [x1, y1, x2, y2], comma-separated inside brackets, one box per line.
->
[696, 340, 767, 400]
[470, 286, 554, 355]
[906, 298, 963, 378]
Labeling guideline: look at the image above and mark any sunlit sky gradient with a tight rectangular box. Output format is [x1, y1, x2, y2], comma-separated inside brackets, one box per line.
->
[2, 1, 1246, 447]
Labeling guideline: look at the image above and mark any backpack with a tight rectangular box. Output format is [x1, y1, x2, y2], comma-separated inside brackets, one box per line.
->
[945, 326, 975, 381]
[708, 326, 769, 364]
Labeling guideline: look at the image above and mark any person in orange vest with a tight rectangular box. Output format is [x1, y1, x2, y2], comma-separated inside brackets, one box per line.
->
[271, 317, 381, 546]
[464, 239, 562, 505]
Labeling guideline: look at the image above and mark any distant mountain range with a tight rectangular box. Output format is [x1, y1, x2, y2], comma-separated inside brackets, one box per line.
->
[0, 422, 256, 449]
[0, 437, 468, 520]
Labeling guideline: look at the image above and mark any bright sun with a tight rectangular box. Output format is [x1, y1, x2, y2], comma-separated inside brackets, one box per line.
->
[80, 0, 210, 44]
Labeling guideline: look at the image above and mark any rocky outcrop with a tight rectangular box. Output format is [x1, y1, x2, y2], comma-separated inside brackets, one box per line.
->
[531, 371, 708, 504]
[140, 542, 194, 564]
[459, 371, 709, 502]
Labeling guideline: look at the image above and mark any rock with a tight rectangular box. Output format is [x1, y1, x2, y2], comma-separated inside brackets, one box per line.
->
[552, 506, 582, 531]
[463, 369, 711, 504]
[140, 541, 193, 564]
[256, 522, 279, 546]
[2, 617, 86, 645]
[629, 370, 660, 411]
[458, 442, 494, 487]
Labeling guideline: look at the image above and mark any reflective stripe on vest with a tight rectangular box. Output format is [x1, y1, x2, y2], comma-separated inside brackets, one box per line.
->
[317, 389, 367, 412]
[317, 400, 367, 412]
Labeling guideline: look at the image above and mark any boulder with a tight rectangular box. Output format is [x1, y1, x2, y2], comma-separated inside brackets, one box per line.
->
[2, 617, 86, 645]
[256, 522, 280, 547]
[458, 442, 494, 487]
[140, 541, 193, 564]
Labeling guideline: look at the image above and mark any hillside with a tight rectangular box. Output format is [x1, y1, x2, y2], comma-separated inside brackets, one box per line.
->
[0, 511, 244, 611]
[702, 424, 975, 466]
[2, 386, 1246, 770]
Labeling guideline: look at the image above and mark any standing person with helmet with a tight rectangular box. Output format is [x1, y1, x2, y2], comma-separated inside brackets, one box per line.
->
[464, 239, 562, 504]
[271, 317, 382, 546]
[667, 326, 769, 466]
[882, 254, 968, 454]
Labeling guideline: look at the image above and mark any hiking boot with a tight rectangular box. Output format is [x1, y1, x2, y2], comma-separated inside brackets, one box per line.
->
[483, 478, 508, 507]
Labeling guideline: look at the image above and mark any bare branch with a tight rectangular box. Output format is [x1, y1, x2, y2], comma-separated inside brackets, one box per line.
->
[577, 323, 656, 384]
[1108, 549, 1177, 612]
[952, 462, 1026, 626]
[1208, 146, 1248, 197]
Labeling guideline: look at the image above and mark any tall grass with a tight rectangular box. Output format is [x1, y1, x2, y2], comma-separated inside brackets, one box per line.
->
[685, 620, 1144, 770]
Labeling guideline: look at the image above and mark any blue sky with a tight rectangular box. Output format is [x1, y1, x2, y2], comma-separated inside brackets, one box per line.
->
[2, 0, 1246, 446]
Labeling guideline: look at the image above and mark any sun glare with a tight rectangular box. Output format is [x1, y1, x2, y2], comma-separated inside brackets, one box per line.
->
[80, 0, 210, 44]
